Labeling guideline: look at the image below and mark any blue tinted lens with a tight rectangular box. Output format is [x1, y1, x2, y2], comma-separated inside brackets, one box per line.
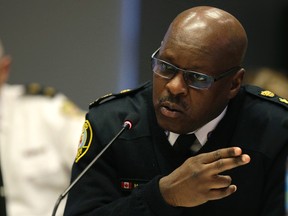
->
[152, 59, 177, 79]
[184, 72, 213, 89]
[152, 57, 214, 89]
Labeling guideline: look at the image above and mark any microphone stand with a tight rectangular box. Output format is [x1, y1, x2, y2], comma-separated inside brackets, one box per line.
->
[51, 121, 131, 216]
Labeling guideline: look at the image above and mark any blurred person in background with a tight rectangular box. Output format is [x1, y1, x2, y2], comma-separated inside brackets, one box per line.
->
[0, 38, 85, 216]
[243, 67, 288, 99]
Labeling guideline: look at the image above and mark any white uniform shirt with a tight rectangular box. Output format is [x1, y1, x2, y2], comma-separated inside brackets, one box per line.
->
[0, 84, 85, 216]
[168, 107, 227, 148]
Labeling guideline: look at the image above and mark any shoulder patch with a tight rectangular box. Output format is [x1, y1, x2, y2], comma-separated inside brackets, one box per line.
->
[244, 85, 288, 110]
[75, 120, 93, 162]
[89, 82, 149, 109]
[24, 83, 57, 97]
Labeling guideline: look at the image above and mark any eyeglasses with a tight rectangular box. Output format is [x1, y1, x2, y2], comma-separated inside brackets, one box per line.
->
[151, 47, 242, 90]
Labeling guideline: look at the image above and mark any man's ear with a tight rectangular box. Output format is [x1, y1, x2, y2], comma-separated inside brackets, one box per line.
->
[0, 55, 12, 85]
[228, 68, 245, 99]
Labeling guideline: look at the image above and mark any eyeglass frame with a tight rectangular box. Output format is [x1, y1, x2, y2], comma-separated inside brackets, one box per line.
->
[151, 47, 242, 90]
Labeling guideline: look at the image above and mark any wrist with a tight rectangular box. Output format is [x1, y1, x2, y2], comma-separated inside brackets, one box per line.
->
[159, 176, 178, 207]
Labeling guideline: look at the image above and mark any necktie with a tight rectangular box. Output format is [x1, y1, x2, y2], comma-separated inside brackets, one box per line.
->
[173, 134, 197, 158]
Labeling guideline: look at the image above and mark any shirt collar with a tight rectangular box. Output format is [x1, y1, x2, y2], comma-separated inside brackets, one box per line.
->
[168, 106, 228, 146]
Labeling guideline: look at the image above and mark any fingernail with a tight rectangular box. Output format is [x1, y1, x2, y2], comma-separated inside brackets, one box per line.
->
[242, 155, 251, 163]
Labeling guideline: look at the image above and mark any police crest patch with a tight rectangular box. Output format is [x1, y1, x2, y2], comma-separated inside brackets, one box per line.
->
[75, 120, 93, 162]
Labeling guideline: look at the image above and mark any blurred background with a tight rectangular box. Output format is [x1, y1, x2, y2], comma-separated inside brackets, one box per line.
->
[1, 0, 287, 109]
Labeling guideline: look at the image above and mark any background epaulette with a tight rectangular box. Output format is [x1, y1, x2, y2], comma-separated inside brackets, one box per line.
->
[89, 82, 149, 109]
[24, 83, 57, 98]
[245, 85, 288, 110]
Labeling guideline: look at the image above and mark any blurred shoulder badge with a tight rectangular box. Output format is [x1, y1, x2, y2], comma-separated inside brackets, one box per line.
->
[245, 85, 288, 109]
[260, 90, 275, 98]
[279, 98, 288, 104]
[75, 120, 93, 162]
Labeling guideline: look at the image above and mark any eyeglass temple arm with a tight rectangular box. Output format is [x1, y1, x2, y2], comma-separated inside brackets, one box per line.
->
[151, 47, 161, 58]
[214, 66, 242, 81]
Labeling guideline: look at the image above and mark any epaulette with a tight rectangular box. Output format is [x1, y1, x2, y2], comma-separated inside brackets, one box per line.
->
[245, 85, 288, 110]
[61, 99, 86, 117]
[24, 83, 57, 98]
[89, 82, 149, 109]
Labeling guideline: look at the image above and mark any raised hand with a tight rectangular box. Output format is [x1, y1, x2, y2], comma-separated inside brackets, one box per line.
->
[159, 147, 251, 207]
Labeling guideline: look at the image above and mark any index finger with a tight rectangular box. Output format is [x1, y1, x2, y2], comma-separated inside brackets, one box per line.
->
[201, 147, 243, 164]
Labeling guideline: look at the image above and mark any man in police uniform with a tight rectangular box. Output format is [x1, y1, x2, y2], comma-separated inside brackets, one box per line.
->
[0, 39, 85, 216]
[64, 6, 288, 216]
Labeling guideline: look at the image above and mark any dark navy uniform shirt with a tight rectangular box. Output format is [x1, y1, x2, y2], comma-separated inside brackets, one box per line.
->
[65, 82, 288, 216]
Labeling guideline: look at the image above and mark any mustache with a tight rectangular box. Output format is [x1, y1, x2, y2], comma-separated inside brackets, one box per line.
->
[158, 95, 188, 109]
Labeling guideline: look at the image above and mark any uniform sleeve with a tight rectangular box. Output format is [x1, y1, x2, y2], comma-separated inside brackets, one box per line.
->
[63, 114, 183, 216]
[260, 139, 288, 216]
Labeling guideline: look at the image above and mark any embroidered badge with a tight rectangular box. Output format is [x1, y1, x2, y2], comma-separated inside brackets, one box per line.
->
[260, 90, 275, 98]
[121, 181, 136, 190]
[75, 120, 93, 162]
[279, 98, 288, 104]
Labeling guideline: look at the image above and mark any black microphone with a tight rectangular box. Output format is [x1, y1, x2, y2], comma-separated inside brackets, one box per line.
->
[51, 113, 139, 216]
[282, 118, 288, 129]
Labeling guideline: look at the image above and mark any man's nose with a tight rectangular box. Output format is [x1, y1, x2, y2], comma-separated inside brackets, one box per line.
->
[166, 72, 188, 96]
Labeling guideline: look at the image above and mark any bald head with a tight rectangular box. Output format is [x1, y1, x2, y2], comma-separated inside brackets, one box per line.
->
[161, 6, 248, 69]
